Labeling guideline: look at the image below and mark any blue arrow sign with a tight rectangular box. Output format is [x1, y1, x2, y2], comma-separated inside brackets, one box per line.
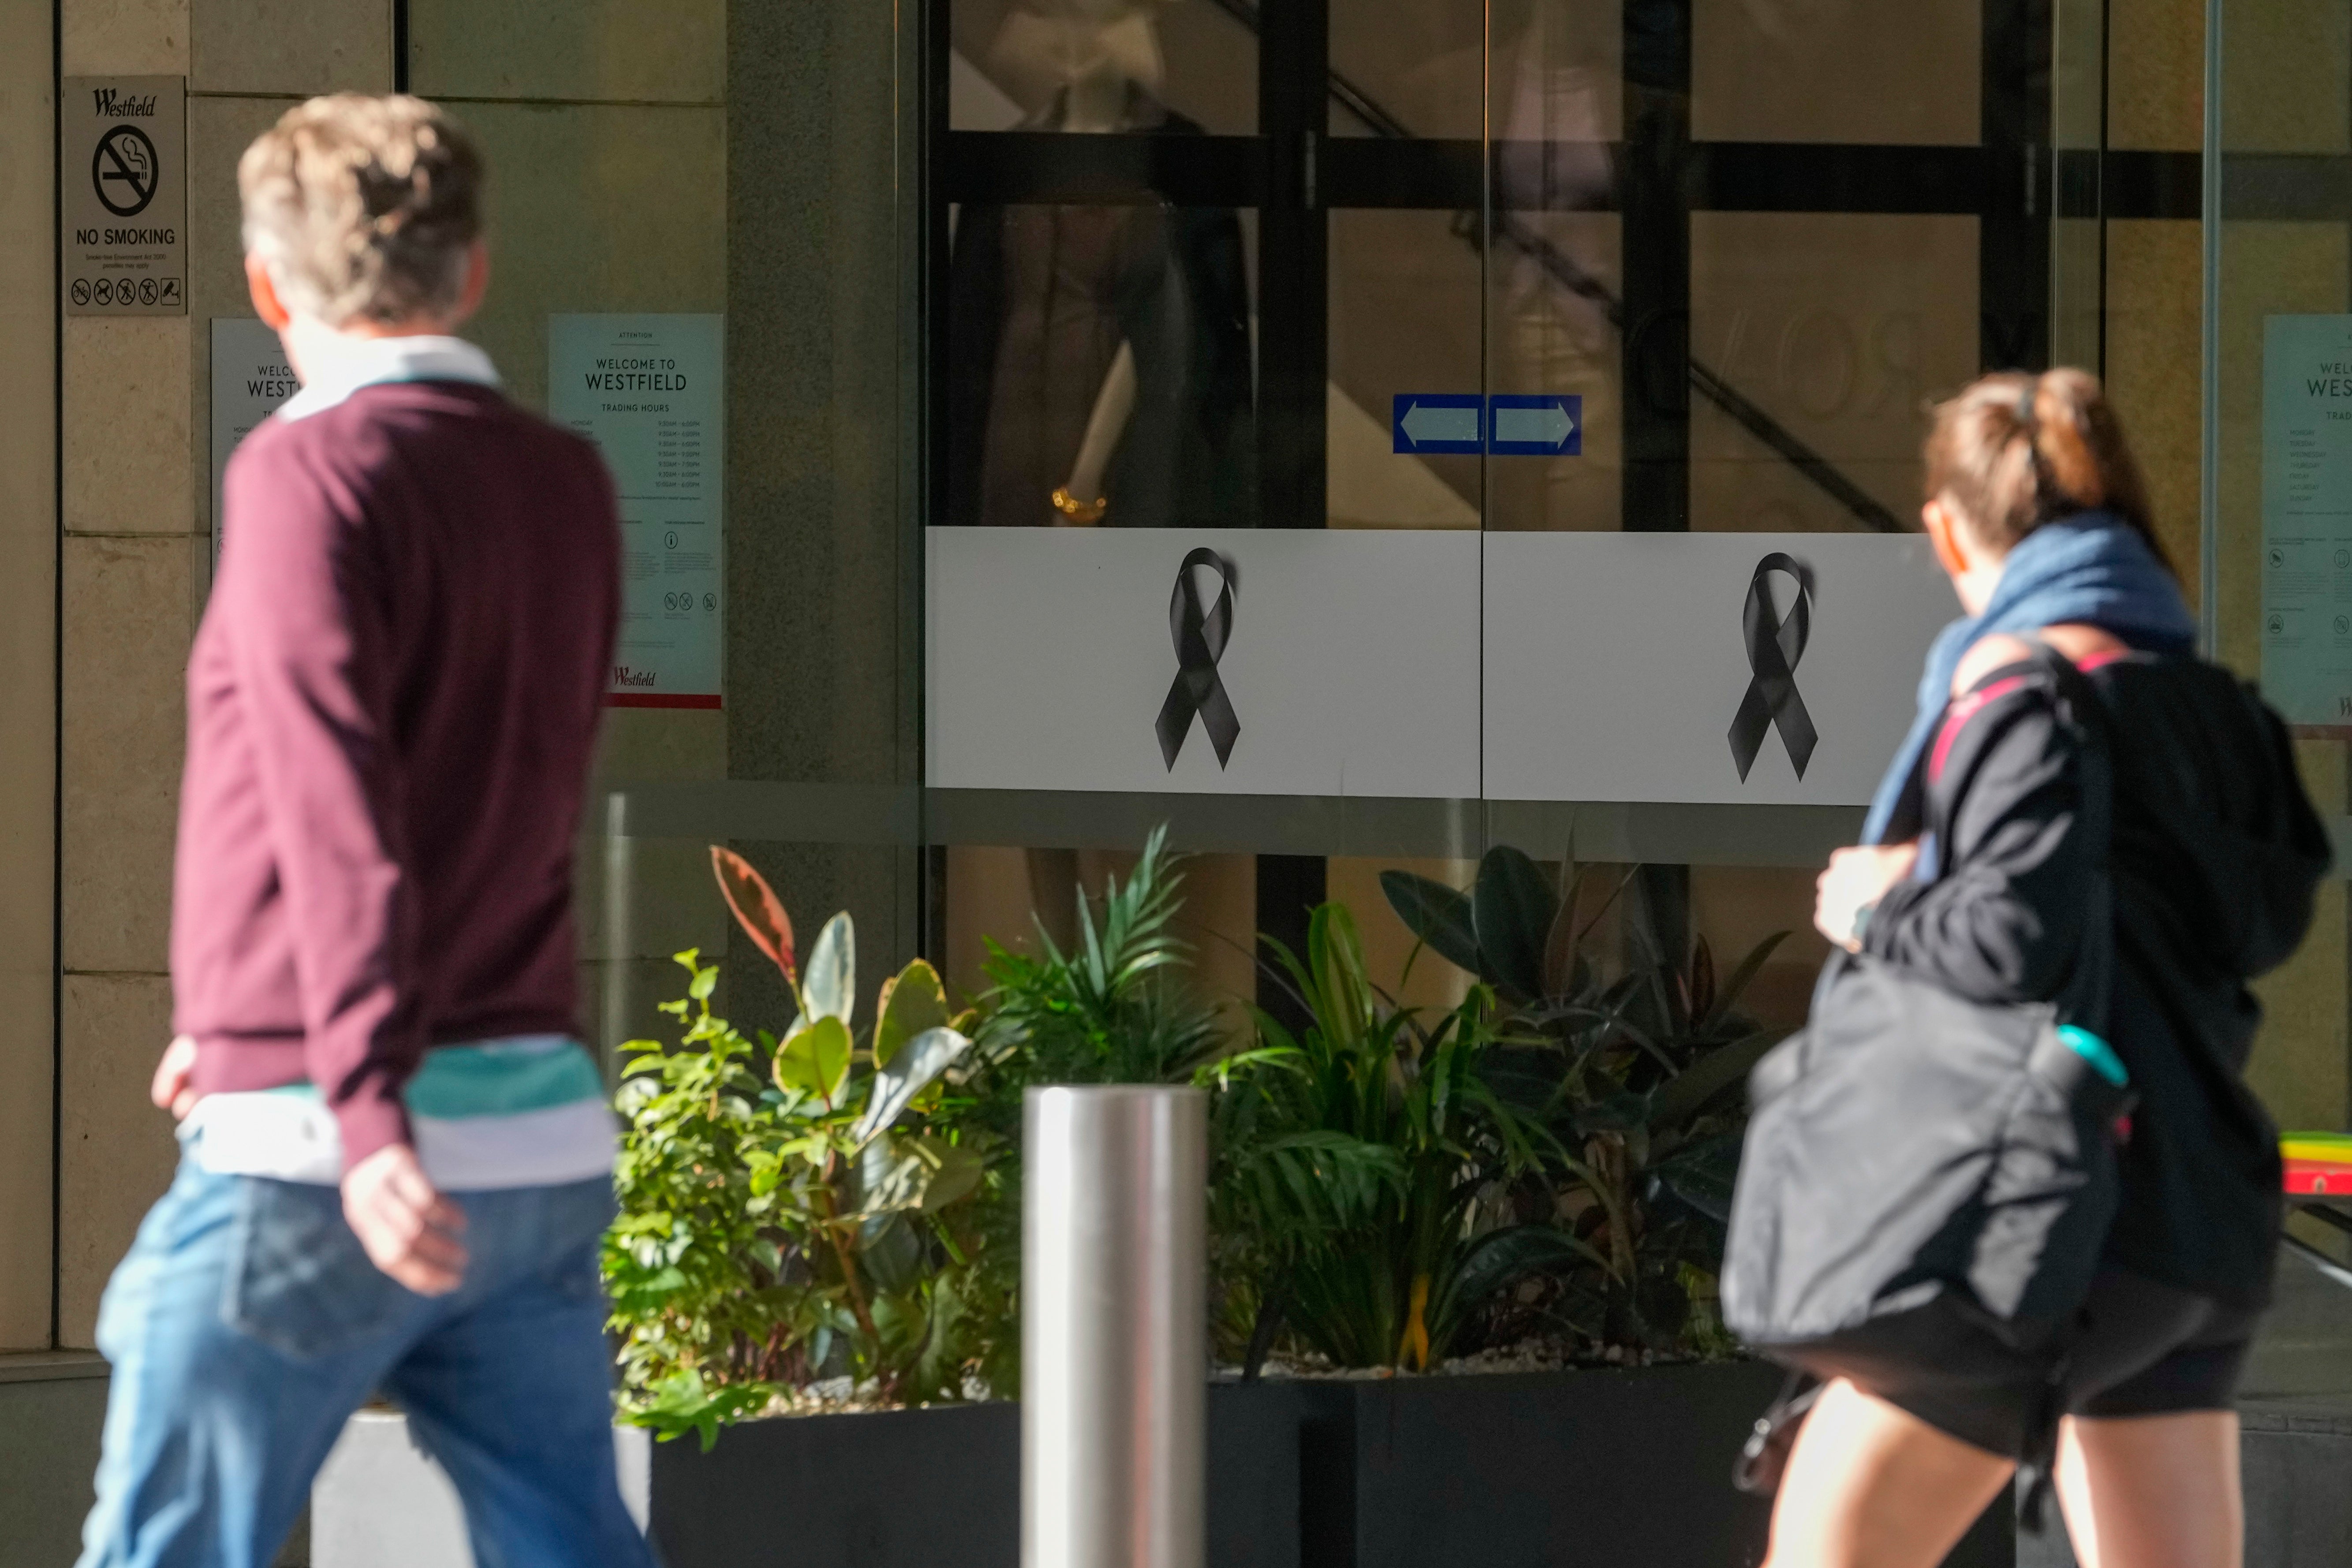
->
[1392, 394, 1483, 455]
[1393, 394, 1580, 455]
[1488, 394, 1580, 456]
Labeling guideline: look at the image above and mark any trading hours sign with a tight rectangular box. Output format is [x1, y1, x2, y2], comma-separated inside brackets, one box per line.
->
[63, 77, 186, 317]
[548, 314, 726, 707]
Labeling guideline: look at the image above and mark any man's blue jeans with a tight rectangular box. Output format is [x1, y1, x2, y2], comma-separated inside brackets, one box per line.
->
[78, 1157, 657, 1568]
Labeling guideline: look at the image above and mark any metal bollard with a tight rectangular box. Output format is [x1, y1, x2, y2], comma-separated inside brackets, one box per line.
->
[1022, 1085, 1207, 1568]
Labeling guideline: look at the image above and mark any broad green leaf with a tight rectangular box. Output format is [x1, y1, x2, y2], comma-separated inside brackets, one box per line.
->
[1472, 845, 1557, 1001]
[802, 912, 856, 1023]
[1573, 1090, 1650, 1136]
[919, 1140, 986, 1212]
[853, 1026, 973, 1143]
[855, 1135, 931, 1215]
[874, 959, 948, 1069]
[1647, 1027, 1784, 1131]
[860, 1213, 926, 1295]
[1701, 930, 1791, 1031]
[1443, 1223, 1613, 1318]
[1651, 1133, 1743, 1222]
[773, 1015, 853, 1105]
[1378, 870, 1482, 978]
[1687, 934, 1718, 1025]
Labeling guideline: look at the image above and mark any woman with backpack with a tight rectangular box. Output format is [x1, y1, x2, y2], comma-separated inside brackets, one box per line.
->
[1724, 370, 2332, 1568]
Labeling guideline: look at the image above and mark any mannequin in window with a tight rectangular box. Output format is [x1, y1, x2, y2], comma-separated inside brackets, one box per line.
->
[946, 0, 1255, 530]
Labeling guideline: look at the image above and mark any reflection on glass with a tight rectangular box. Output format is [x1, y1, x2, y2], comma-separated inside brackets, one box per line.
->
[1330, 0, 1485, 139]
[1481, 7, 1623, 530]
[1687, 865, 1830, 1031]
[1327, 209, 1482, 529]
[950, 0, 1258, 135]
[1485, 209, 1624, 531]
[948, 201, 1257, 528]
[1327, 857, 1476, 1010]
[1687, 213, 1977, 532]
[1690, 0, 1978, 146]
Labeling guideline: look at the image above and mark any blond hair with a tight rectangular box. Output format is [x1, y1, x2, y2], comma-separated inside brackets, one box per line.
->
[1923, 368, 2173, 574]
[237, 94, 482, 328]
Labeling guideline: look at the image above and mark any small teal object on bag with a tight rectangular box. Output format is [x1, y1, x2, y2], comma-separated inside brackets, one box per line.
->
[2057, 1025, 2130, 1089]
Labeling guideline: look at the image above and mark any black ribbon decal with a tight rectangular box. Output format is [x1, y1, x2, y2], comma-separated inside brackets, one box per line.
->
[1728, 552, 1818, 781]
[1157, 548, 1240, 770]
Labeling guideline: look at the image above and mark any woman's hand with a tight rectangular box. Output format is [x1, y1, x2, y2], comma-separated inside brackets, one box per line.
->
[1815, 844, 1920, 952]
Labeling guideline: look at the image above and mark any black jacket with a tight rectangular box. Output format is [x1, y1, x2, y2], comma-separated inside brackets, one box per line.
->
[1865, 652, 2331, 1307]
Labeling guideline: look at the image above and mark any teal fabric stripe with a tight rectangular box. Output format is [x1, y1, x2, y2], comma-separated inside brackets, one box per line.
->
[2057, 1024, 2131, 1089]
[405, 1041, 605, 1119]
[250, 1038, 605, 1120]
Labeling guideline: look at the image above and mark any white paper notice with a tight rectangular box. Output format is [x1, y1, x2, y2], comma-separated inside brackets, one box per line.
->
[209, 317, 298, 572]
[548, 314, 724, 708]
[2262, 314, 2352, 726]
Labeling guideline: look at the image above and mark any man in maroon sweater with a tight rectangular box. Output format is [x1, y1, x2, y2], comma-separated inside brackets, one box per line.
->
[78, 95, 655, 1568]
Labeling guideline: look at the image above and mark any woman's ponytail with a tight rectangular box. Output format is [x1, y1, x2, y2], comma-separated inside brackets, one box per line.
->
[1925, 368, 2171, 574]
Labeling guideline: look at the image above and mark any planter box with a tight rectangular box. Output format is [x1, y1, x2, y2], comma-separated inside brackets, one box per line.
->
[311, 1386, 1300, 1568]
[1288, 1360, 2007, 1568]
[312, 1363, 2352, 1568]
[649, 1384, 1305, 1568]
[314, 1365, 2012, 1568]
[1295, 1361, 1782, 1568]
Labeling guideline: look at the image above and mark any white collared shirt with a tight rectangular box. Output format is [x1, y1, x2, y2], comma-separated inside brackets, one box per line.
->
[276, 333, 500, 422]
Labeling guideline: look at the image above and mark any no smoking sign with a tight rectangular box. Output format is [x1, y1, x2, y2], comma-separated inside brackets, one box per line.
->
[62, 76, 185, 317]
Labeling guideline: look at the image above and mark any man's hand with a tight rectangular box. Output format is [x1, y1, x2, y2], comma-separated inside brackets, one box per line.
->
[342, 1144, 469, 1296]
[150, 1034, 200, 1120]
[1815, 843, 1921, 952]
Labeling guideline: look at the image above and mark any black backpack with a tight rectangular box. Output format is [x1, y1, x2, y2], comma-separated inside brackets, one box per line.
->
[1721, 648, 2135, 1479]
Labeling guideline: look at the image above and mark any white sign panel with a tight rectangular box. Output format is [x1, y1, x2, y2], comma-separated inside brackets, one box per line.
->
[1483, 532, 1956, 804]
[549, 313, 724, 709]
[63, 76, 185, 316]
[209, 317, 297, 571]
[2261, 314, 2352, 726]
[926, 528, 1481, 797]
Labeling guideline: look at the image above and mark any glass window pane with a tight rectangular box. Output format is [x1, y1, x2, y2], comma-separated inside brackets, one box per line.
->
[408, 0, 722, 101]
[1331, 0, 1487, 140]
[951, 0, 1258, 135]
[2214, 0, 2352, 1402]
[1689, 212, 1979, 534]
[1691, 0, 1979, 146]
[946, 203, 1258, 530]
[1485, 211, 1623, 531]
[1327, 209, 1483, 529]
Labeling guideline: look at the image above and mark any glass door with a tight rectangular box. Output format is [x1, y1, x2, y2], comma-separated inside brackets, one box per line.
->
[2208, 0, 2352, 1402]
[922, 0, 2084, 1040]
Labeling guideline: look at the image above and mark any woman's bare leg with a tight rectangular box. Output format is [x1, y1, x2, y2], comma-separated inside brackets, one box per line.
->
[2052, 1412, 2242, 1568]
[1764, 1378, 2016, 1568]
[1769, 1382, 2013, 1561]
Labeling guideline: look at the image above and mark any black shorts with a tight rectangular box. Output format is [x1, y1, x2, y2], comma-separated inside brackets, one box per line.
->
[1867, 1269, 2261, 1459]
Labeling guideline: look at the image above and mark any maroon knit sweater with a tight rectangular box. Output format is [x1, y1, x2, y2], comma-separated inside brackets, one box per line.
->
[174, 380, 620, 1171]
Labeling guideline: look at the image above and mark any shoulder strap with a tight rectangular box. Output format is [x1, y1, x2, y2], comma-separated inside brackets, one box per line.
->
[2027, 643, 2118, 1036]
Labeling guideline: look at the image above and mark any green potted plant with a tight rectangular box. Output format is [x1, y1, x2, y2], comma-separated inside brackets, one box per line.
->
[601, 848, 995, 1443]
[1380, 844, 1786, 1353]
[605, 837, 1323, 1568]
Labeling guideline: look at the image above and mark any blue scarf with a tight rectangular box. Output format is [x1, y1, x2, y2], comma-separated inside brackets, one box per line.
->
[1861, 512, 2196, 844]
